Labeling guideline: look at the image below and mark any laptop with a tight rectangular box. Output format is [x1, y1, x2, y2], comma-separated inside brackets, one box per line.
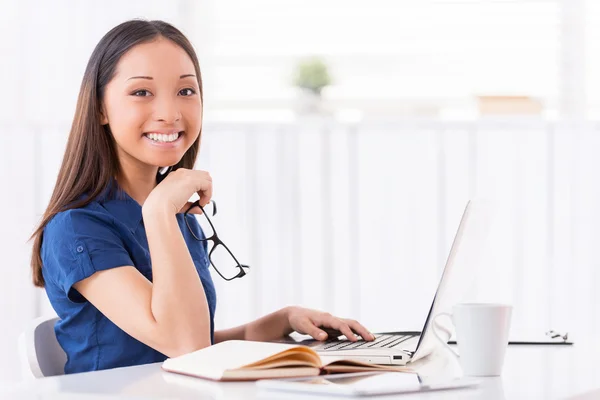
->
[283, 199, 493, 365]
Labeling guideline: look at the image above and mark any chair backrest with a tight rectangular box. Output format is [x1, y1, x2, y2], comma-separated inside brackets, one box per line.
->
[18, 315, 67, 379]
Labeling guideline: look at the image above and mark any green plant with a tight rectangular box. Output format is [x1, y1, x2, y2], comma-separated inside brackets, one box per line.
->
[293, 57, 332, 96]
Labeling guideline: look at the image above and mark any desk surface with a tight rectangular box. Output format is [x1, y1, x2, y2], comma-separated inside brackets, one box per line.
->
[3, 342, 600, 399]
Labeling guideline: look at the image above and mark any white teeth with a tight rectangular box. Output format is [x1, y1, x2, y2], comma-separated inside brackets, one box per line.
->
[146, 132, 180, 143]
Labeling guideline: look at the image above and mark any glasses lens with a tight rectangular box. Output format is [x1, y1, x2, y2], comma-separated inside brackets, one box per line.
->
[193, 208, 216, 240]
[209, 244, 243, 280]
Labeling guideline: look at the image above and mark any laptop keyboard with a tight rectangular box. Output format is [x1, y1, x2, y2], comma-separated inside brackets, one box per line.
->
[314, 334, 414, 351]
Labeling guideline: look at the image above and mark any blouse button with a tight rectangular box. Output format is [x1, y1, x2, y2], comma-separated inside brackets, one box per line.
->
[76, 246, 84, 253]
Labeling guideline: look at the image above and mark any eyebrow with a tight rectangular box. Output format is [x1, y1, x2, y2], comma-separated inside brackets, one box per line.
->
[126, 74, 196, 81]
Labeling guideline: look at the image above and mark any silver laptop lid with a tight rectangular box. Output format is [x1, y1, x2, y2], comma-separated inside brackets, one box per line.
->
[410, 199, 494, 362]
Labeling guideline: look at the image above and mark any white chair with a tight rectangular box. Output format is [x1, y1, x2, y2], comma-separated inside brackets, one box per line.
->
[18, 315, 67, 379]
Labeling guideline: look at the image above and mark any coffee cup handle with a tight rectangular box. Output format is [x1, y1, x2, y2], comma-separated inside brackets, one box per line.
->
[432, 312, 460, 359]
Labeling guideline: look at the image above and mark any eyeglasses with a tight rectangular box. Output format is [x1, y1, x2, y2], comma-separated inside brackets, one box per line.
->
[184, 199, 250, 281]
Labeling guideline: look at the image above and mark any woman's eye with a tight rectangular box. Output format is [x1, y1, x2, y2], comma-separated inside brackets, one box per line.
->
[179, 88, 196, 96]
[132, 90, 151, 97]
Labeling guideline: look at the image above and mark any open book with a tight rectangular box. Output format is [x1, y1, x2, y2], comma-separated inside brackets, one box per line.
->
[162, 340, 410, 381]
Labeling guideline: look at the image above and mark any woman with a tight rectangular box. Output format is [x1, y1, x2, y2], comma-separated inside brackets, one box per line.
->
[29, 19, 375, 374]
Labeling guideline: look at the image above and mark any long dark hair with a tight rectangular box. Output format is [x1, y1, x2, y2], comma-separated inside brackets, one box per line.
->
[30, 20, 204, 287]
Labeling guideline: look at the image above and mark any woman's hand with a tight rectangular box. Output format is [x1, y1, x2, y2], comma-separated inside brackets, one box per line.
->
[144, 168, 212, 215]
[286, 306, 376, 342]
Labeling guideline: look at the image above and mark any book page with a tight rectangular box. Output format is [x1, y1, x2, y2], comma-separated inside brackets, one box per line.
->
[162, 340, 317, 380]
[319, 355, 410, 373]
[243, 347, 321, 370]
[223, 367, 321, 381]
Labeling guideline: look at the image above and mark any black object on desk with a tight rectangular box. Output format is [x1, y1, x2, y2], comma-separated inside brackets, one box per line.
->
[448, 330, 573, 346]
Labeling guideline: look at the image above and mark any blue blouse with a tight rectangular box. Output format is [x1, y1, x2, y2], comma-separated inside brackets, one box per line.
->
[41, 182, 217, 374]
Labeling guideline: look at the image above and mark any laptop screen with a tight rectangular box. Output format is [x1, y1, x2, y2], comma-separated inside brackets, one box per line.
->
[411, 200, 493, 361]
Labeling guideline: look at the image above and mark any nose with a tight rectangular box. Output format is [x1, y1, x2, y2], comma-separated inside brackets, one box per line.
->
[154, 96, 181, 123]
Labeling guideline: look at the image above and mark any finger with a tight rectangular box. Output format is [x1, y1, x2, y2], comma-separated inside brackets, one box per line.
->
[197, 182, 212, 207]
[315, 314, 358, 342]
[344, 319, 376, 341]
[320, 327, 344, 339]
[198, 192, 212, 208]
[298, 318, 329, 341]
[179, 201, 204, 214]
[332, 321, 358, 342]
[191, 171, 213, 207]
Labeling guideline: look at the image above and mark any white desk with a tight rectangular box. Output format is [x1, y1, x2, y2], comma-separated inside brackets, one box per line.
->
[3, 342, 600, 399]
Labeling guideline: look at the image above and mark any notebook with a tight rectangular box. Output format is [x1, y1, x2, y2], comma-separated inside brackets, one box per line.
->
[161, 340, 410, 381]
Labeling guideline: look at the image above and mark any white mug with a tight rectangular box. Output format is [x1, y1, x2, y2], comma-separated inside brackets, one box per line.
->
[432, 303, 512, 376]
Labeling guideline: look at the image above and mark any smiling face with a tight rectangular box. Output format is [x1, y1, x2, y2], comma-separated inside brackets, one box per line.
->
[101, 37, 202, 172]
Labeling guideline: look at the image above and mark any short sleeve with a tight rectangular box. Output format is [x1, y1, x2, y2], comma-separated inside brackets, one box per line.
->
[42, 208, 134, 302]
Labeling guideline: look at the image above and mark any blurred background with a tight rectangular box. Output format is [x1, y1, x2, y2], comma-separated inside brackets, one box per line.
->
[1, 0, 599, 386]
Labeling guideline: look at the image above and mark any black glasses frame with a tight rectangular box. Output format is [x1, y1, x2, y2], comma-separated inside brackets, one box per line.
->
[184, 199, 250, 281]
